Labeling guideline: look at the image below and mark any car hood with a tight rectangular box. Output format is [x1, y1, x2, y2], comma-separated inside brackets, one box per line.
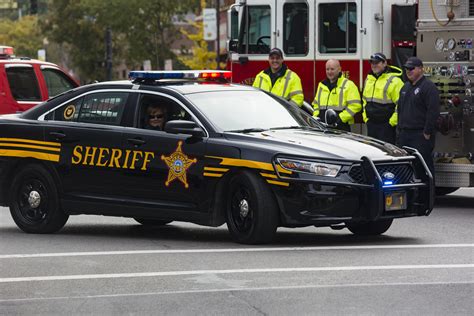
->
[225, 128, 408, 160]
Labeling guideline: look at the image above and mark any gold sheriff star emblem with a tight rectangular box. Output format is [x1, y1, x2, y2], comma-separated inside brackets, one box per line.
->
[161, 141, 197, 188]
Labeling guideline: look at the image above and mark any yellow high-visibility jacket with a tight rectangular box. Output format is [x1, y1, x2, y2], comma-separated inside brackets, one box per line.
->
[312, 75, 362, 124]
[362, 66, 404, 127]
[253, 67, 304, 106]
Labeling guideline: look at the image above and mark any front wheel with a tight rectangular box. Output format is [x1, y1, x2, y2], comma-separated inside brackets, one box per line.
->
[9, 164, 68, 233]
[346, 219, 393, 236]
[225, 171, 279, 244]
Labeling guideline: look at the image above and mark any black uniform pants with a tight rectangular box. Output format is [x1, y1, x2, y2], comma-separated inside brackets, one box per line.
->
[398, 130, 436, 176]
[367, 121, 396, 144]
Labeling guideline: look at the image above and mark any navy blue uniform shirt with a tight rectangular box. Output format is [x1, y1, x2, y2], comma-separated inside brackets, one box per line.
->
[397, 76, 440, 135]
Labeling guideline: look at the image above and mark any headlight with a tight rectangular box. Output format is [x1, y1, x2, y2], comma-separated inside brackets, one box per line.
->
[277, 158, 341, 177]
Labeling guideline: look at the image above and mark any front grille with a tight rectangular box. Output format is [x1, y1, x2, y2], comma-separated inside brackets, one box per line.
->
[349, 163, 414, 184]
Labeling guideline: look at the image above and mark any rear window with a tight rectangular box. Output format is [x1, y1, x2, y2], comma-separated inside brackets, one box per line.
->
[5, 66, 41, 101]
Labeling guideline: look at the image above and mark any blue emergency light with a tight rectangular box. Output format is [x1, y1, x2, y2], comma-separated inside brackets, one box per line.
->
[383, 180, 393, 186]
[128, 70, 232, 81]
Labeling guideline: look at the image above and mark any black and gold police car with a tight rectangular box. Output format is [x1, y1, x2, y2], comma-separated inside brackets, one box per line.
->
[0, 70, 434, 244]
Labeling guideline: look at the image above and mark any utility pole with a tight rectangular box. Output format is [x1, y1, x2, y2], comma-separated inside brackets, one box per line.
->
[216, 0, 220, 69]
[105, 28, 112, 81]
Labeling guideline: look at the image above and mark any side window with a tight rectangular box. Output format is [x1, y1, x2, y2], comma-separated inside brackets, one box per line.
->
[138, 94, 192, 131]
[77, 92, 128, 125]
[5, 66, 41, 101]
[44, 96, 83, 121]
[41, 68, 77, 97]
[44, 92, 128, 125]
[283, 3, 308, 55]
[240, 5, 271, 54]
[319, 2, 357, 54]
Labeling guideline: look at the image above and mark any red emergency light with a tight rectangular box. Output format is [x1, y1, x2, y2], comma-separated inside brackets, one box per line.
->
[0, 46, 15, 59]
[199, 71, 232, 80]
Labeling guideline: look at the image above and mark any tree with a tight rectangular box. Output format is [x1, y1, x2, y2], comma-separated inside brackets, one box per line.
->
[0, 15, 43, 58]
[178, 20, 218, 70]
[42, 0, 199, 82]
[178, 0, 225, 70]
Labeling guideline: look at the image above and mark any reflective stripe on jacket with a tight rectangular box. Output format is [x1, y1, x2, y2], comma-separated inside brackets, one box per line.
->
[253, 68, 304, 106]
[362, 66, 404, 126]
[312, 76, 361, 124]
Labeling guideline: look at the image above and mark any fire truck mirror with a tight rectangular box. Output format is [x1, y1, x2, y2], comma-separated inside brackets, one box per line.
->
[228, 39, 239, 53]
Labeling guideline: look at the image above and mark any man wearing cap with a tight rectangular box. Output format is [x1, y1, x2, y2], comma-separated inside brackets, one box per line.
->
[312, 59, 361, 132]
[362, 52, 404, 144]
[253, 47, 304, 106]
[397, 56, 440, 175]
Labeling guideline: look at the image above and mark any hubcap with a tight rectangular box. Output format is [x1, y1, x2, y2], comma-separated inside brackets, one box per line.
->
[239, 199, 249, 218]
[28, 190, 41, 208]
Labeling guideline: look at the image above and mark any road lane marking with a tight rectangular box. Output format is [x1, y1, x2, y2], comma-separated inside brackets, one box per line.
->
[0, 264, 472, 283]
[0, 281, 472, 302]
[1, 243, 473, 259]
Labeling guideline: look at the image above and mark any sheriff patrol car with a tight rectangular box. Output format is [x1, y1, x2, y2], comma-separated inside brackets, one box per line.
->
[0, 70, 434, 244]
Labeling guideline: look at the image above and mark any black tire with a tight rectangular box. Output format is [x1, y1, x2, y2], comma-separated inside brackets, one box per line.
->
[225, 171, 279, 244]
[435, 187, 459, 196]
[134, 218, 172, 226]
[346, 219, 393, 236]
[9, 164, 68, 233]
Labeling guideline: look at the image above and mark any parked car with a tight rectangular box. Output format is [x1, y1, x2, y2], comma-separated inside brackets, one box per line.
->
[0, 45, 78, 114]
[0, 70, 434, 244]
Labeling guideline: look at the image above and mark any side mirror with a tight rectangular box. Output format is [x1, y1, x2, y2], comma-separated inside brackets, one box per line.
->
[164, 120, 205, 137]
[325, 109, 338, 126]
[227, 39, 239, 53]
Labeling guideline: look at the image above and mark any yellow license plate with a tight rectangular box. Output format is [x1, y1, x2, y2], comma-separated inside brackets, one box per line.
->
[385, 191, 407, 211]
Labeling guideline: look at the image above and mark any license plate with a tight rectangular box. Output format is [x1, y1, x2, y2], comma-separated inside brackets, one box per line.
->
[385, 191, 407, 211]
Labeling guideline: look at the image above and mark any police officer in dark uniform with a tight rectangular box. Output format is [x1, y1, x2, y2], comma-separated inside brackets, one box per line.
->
[397, 57, 440, 175]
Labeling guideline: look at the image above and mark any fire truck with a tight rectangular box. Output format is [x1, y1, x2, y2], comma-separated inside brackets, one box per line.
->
[226, 0, 474, 194]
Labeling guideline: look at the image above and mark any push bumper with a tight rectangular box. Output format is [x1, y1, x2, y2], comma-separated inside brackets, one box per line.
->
[273, 148, 434, 226]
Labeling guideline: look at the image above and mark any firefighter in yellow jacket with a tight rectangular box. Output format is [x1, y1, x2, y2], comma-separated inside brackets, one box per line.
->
[253, 47, 304, 106]
[362, 52, 404, 144]
[312, 59, 362, 132]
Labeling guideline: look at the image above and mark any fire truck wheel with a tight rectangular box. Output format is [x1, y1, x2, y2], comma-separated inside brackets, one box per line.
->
[346, 219, 393, 236]
[226, 171, 278, 244]
[435, 187, 459, 196]
[9, 164, 68, 234]
[134, 218, 172, 226]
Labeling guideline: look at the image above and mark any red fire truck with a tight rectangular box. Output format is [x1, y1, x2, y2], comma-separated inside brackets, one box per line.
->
[226, 0, 474, 194]
[0, 46, 79, 114]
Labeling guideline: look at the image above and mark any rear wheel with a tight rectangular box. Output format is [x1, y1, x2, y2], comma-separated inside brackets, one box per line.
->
[9, 164, 68, 233]
[134, 218, 172, 226]
[435, 187, 459, 196]
[346, 219, 393, 236]
[225, 171, 278, 244]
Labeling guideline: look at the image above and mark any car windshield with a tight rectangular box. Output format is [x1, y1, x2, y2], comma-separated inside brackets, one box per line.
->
[186, 90, 322, 132]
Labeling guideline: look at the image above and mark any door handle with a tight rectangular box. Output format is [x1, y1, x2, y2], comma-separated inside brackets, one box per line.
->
[127, 138, 146, 146]
[49, 131, 66, 140]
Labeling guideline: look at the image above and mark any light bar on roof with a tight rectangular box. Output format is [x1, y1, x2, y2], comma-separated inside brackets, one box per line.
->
[0, 46, 15, 57]
[128, 70, 232, 81]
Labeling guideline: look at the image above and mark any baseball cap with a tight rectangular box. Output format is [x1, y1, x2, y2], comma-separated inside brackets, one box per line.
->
[269, 47, 283, 58]
[404, 56, 423, 69]
[369, 52, 387, 63]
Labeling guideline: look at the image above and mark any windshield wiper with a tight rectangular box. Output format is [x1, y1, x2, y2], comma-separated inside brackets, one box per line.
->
[270, 125, 326, 132]
[226, 128, 267, 133]
[269, 126, 302, 130]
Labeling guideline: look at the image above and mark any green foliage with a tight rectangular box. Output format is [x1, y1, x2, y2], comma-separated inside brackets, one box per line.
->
[178, 20, 218, 70]
[43, 0, 200, 82]
[0, 15, 43, 57]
